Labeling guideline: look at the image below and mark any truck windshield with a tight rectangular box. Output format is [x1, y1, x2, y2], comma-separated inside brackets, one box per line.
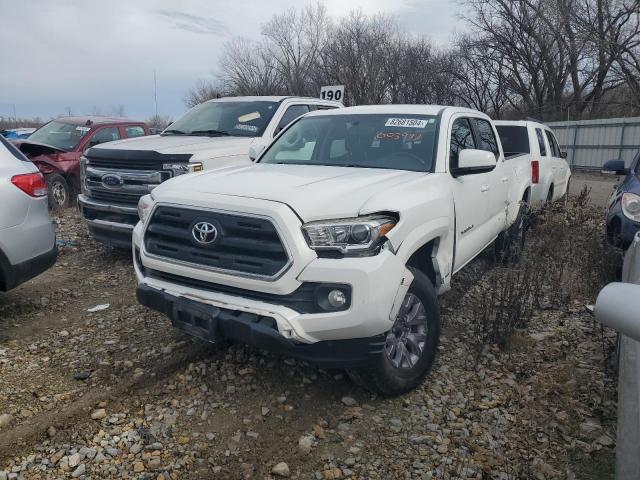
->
[164, 101, 279, 137]
[495, 125, 530, 157]
[27, 121, 90, 151]
[260, 114, 438, 172]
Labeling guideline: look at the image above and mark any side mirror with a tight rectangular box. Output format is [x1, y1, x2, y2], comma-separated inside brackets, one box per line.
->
[248, 143, 266, 162]
[452, 149, 496, 177]
[560, 151, 568, 159]
[602, 159, 628, 176]
[595, 282, 640, 342]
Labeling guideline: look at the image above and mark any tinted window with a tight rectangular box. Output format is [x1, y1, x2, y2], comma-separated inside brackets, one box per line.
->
[496, 125, 530, 157]
[472, 118, 499, 156]
[166, 101, 278, 137]
[276, 105, 310, 133]
[261, 114, 438, 172]
[87, 127, 120, 148]
[0, 135, 29, 161]
[544, 130, 561, 157]
[126, 125, 146, 138]
[27, 120, 90, 151]
[535, 128, 547, 156]
[450, 118, 476, 168]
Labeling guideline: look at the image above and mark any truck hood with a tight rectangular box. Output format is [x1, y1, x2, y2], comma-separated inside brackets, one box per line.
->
[156, 163, 425, 221]
[91, 134, 256, 157]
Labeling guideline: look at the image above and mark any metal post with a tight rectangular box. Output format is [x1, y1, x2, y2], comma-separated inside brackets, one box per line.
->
[619, 122, 627, 165]
[571, 124, 579, 168]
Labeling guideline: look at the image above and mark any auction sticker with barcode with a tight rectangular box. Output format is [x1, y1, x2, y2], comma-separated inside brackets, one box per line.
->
[384, 118, 429, 128]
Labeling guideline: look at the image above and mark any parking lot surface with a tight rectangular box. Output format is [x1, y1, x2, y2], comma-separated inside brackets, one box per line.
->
[570, 171, 618, 208]
[0, 207, 617, 479]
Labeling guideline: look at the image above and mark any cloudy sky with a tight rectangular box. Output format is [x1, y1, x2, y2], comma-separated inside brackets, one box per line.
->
[0, 0, 461, 121]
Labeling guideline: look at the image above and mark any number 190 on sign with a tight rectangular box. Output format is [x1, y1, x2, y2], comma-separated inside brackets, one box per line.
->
[320, 85, 345, 103]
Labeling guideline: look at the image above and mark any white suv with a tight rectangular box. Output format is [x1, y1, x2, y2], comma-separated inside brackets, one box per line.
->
[0, 136, 57, 291]
[495, 120, 571, 206]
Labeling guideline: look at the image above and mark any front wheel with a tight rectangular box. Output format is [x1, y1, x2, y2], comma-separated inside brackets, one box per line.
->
[346, 268, 440, 396]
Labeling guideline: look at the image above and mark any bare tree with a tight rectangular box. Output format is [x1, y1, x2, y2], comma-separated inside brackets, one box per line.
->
[183, 79, 226, 108]
[261, 2, 330, 95]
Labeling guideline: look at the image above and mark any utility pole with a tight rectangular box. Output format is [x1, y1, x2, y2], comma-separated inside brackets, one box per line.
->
[12, 104, 17, 128]
[154, 70, 158, 118]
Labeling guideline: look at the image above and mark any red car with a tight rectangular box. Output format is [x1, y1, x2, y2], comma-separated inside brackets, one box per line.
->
[13, 116, 150, 209]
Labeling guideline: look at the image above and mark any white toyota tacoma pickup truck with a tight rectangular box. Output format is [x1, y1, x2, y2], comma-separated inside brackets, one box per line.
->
[78, 96, 341, 247]
[133, 105, 532, 395]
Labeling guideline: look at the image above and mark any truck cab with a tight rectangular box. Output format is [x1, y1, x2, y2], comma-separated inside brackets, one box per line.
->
[132, 105, 531, 395]
[13, 117, 150, 209]
[78, 96, 341, 248]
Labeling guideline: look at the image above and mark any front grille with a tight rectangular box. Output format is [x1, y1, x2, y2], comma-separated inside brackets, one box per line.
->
[90, 190, 141, 206]
[144, 206, 291, 278]
[146, 268, 337, 313]
[85, 149, 192, 171]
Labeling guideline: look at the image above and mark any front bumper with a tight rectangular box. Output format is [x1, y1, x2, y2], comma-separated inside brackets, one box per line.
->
[133, 218, 412, 346]
[78, 194, 138, 248]
[136, 283, 386, 367]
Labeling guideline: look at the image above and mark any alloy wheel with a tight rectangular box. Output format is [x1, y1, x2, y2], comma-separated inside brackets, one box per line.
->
[384, 292, 428, 369]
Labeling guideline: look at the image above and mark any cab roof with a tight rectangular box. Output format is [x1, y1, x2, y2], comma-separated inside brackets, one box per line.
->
[54, 116, 144, 127]
[305, 104, 483, 117]
[205, 96, 339, 104]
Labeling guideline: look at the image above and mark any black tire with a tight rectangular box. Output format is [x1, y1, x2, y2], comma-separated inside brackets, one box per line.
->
[346, 268, 440, 396]
[495, 202, 528, 263]
[564, 178, 571, 205]
[546, 185, 554, 204]
[46, 173, 71, 209]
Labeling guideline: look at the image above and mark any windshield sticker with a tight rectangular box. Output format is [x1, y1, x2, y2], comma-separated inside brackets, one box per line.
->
[375, 131, 423, 141]
[75, 126, 90, 133]
[234, 123, 259, 132]
[384, 118, 429, 128]
[238, 111, 261, 123]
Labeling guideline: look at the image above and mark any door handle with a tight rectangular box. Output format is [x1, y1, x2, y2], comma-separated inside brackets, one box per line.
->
[501, 177, 509, 183]
[481, 185, 490, 192]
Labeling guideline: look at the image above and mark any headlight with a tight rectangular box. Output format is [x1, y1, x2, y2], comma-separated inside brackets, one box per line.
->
[79, 156, 88, 195]
[162, 163, 190, 176]
[301, 215, 397, 256]
[622, 192, 640, 222]
[137, 194, 154, 223]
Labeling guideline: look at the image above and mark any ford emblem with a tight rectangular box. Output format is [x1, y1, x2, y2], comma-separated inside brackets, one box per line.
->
[101, 173, 124, 188]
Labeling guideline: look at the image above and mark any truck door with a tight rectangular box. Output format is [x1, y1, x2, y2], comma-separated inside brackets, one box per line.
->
[470, 118, 507, 238]
[448, 117, 492, 272]
[545, 129, 567, 192]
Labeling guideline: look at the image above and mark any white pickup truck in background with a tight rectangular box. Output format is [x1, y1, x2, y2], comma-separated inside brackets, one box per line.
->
[495, 120, 571, 206]
[133, 105, 532, 395]
[78, 96, 341, 248]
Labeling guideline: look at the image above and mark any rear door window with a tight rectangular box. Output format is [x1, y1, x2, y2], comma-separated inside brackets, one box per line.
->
[544, 130, 561, 157]
[535, 128, 548, 157]
[495, 125, 530, 158]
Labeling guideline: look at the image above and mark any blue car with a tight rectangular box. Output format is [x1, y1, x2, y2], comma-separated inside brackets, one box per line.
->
[603, 153, 640, 249]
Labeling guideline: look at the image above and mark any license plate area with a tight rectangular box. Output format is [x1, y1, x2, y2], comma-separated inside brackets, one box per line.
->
[171, 297, 221, 342]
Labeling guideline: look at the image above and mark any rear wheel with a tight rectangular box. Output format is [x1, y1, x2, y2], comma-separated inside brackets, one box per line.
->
[346, 268, 440, 396]
[495, 202, 528, 263]
[546, 185, 554, 204]
[46, 174, 71, 209]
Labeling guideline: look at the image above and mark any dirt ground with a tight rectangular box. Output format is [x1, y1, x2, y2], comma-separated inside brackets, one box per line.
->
[569, 171, 618, 208]
[0, 206, 618, 480]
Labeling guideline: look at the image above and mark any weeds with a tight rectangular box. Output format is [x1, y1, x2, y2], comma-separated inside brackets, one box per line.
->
[468, 187, 621, 353]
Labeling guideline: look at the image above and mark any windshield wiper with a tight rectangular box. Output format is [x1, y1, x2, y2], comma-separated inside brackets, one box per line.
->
[189, 129, 231, 136]
[161, 129, 187, 135]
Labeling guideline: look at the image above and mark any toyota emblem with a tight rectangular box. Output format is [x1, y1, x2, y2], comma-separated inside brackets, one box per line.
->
[192, 221, 218, 245]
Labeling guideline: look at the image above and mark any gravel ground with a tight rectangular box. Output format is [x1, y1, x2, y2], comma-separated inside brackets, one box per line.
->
[0, 208, 617, 479]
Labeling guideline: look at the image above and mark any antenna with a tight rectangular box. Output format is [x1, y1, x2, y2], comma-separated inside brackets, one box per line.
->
[154, 70, 158, 118]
